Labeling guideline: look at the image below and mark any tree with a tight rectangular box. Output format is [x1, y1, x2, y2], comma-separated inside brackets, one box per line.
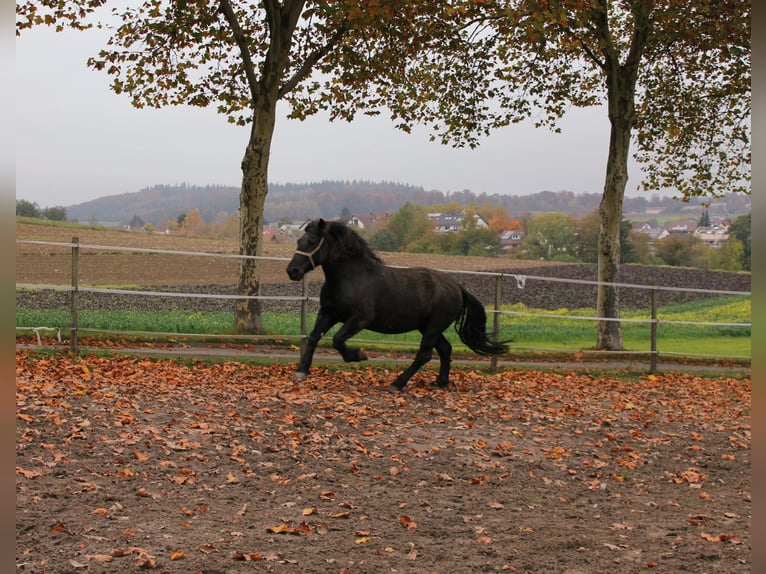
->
[42, 206, 67, 221]
[368, 228, 399, 252]
[710, 237, 744, 272]
[386, 202, 431, 250]
[338, 206, 352, 222]
[625, 229, 653, 265]
[456, 227, 503, 257]
[320, 0, 750, 350]
[487, 212, 522, 234]
[572, 210, 600, 263]
[128, 215, 146, 230]
[522, 212, 576, 261]
[220, 212, 241, 240]
[618, 218, 636, 264]
[16, 199, 40, 218]
[654, 234, 707, 268]
[182, 208, 205, 235]
[699, 208, 711, 227]
[727, 213, 751, 271]
[16, 0, 421, 333]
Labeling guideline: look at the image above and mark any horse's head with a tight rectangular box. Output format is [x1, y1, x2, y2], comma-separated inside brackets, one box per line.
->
[286, 219, 328, 281]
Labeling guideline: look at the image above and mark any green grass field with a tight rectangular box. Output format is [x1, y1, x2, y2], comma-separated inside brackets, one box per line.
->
[16, 295, 751, 360]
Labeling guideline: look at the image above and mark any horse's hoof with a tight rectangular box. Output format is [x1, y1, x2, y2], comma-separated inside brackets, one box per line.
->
[386, 384, 403, 393]
[292, 371, 308, 382]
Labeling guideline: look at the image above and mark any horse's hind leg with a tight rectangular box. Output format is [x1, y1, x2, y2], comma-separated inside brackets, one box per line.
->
[432, 334, 452, 388]
[388, 335, 437, 392]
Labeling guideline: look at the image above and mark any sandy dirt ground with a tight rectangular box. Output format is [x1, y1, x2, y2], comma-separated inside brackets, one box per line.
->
[16, 222, 750, 573]
[16, 353, 750, 574]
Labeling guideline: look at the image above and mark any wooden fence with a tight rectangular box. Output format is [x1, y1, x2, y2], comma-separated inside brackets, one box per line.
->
[16, 237, 751, 373]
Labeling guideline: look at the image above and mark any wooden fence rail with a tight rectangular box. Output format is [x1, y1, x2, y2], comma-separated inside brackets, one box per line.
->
[16, 238, 751, 373]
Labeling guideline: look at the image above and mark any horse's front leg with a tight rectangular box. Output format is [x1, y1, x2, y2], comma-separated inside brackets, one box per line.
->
[294, 310, 337, 381]
[332, 318, 369, 363]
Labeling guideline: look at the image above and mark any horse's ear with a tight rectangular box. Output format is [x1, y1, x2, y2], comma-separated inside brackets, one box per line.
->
[317, 218, 326, 233]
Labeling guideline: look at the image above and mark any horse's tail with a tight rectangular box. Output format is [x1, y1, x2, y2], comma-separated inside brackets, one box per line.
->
[454, 287, 510, 356]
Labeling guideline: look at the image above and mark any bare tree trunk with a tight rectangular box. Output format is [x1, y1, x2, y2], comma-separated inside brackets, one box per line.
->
[235, 103, 277, 333]
[597, 119, 630, 350]
[220, 0, 304, 333]
[592, 1, 651, 351]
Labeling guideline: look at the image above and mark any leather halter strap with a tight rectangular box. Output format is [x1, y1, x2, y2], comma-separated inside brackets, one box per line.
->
[293, 236, 325, 269]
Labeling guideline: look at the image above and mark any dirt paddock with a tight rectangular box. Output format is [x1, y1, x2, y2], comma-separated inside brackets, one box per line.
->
[16, 222, 751, 572]
[16, 352, 750, 574]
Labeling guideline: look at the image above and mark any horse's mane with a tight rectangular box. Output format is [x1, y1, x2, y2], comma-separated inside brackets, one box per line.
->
[324, 221, 383, 266]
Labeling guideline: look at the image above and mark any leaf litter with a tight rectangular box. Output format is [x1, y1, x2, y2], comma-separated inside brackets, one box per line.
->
[16, 351, 750, 573]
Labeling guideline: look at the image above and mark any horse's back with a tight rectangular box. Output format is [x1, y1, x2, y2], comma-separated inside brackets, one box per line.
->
[363, 266, 463, 333]
[383, 264, 460, 294]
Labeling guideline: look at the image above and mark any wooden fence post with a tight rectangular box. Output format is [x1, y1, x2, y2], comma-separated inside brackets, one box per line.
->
[650, 288, 658, 374]
[491, 274, 502, 372]
[70, 237, 79, 354]
[300, 275, 308, 356]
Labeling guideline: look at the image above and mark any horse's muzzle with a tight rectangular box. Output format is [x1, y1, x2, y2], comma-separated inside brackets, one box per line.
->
[286, 263, 305, 281]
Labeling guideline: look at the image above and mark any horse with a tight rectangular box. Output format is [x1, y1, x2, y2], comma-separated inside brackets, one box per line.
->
[286, 219, 509, 392]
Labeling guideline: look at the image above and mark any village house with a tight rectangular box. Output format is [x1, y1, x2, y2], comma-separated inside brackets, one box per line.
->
[666, 221, 698, 235]
[692, 224, 730, 248]
[427, 211, 489, 233]
[499, 230, 525, 251]
[632, 221, 669, 241]
[632, 219, 730, 250]
[345, 212, 390, 230]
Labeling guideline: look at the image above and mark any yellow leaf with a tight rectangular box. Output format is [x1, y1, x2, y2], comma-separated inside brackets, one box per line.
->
[170, 549, 186, 560]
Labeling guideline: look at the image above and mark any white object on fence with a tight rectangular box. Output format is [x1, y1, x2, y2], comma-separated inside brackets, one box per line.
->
[30, 327, 61, 346]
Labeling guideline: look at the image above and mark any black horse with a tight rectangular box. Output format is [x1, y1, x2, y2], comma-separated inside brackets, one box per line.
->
[286, 219, 509, 392]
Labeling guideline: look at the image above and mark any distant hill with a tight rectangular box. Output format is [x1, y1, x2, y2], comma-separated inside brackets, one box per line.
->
[65, 184, 239, 227]
[66, 181, 442, 227]
[63, 181, 750, 228]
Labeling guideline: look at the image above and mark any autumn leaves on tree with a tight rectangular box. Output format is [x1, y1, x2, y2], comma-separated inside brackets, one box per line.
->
[17, 1, 750, 348]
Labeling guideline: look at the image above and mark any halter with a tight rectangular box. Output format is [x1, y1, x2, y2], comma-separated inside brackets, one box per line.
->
[293, 236, 325, 269]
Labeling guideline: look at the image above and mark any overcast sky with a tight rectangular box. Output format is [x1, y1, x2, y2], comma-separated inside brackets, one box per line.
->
[16, 24, 653, 209]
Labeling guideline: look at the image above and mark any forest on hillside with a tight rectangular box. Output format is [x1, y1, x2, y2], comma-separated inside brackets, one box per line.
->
[62, 181, 751, 229]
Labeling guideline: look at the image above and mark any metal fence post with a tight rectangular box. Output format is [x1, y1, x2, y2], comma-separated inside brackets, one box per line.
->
[70, 237, 79, 354]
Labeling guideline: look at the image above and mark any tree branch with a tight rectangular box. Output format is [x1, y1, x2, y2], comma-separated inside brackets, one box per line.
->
[217, 0, 261, 103]
[279, 25, 347, 99]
